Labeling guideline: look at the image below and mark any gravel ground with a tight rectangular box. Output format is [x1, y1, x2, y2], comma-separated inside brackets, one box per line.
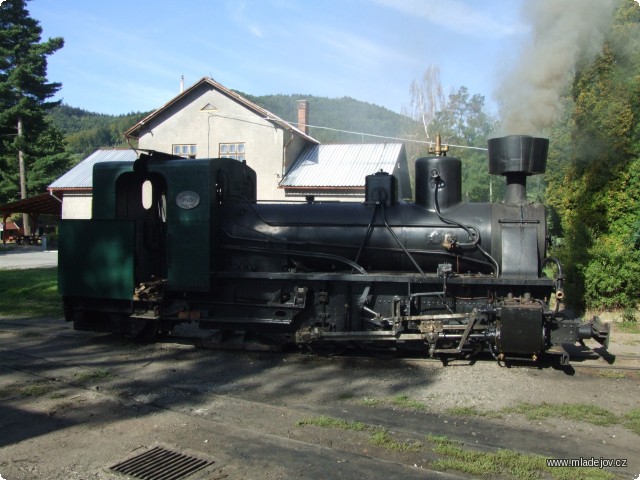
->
[0, 316, 638, 479]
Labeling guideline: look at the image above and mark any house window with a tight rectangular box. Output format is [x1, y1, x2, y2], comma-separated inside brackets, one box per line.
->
[173, 144, 197, 159]
[219, 142, 245, 161]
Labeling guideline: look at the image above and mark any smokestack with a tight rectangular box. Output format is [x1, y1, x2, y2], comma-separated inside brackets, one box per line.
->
[488, 135, 548, 204]
[297, 100, 309, 135]
[180, 75, 185, 93]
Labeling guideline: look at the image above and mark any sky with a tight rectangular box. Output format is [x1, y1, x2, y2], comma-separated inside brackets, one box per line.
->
[27, 0, 528, 117]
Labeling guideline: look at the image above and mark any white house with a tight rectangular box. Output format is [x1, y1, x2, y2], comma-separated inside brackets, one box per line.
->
[124, 77, 318, 201]
[50, 77, 411, 218]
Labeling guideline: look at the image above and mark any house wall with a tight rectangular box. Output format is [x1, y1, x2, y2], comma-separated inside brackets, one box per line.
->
[61, 194, 92, 219]
[281, 130, 309, 181]
[393, 147, 413, 200]
[136, 85, 295, 201]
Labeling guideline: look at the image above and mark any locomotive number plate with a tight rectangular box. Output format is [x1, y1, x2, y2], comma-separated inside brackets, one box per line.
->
[176, 191, 200, 209]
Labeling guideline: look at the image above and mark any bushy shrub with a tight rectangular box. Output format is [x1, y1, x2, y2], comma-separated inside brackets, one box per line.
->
[583, 235, 640, 310]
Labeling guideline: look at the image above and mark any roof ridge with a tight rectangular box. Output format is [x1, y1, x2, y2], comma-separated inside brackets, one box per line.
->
[124, 76, 319, 144]
[95, 146, 134, 151]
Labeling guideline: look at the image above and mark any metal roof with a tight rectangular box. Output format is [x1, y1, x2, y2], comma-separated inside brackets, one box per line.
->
[0, 192, 62, 216]
[49, 149, 137, 190]
[280, 143, 404, 188]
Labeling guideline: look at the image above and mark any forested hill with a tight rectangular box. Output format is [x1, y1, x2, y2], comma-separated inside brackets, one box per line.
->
[47, 94, 414, 162]
[240, 93, 414, 143]
[47, 105, 149, 161]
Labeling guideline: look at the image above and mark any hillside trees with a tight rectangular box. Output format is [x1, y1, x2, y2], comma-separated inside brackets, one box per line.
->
[546, 0, 640, 310]
[404, 68, 498, 202]
[0, 0, 68, 232]
[47, 104, 148, 161]
[403, 65, 446, 146]
[430, 87, 499, 202]
[242, 92, 413, 144]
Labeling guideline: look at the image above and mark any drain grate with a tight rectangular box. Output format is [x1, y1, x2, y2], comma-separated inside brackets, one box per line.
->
[110, 446, 213, 480]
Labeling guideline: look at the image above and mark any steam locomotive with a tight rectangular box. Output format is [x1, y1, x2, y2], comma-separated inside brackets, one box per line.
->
[58, 135, 610, 365]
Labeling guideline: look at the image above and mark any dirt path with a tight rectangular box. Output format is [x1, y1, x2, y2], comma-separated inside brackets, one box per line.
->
[0, 316, 638, 479]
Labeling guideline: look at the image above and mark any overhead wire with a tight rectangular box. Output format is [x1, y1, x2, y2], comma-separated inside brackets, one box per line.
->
[202, 110, 489, 152]
[300, 123, 489, 152]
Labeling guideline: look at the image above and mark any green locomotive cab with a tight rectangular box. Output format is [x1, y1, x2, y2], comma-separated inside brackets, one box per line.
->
[59, 151, 255, 337]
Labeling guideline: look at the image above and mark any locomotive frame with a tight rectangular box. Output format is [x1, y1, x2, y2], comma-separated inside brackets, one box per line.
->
[58, 135, 610, 365]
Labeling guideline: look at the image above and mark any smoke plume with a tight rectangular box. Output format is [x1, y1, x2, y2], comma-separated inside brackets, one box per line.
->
[497, 0, 617, 135]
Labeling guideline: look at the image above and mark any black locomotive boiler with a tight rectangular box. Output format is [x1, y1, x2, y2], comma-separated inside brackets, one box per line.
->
[58, 135, 610, 365]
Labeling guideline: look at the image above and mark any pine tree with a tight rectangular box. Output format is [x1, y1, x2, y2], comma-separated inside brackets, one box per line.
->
[0, 0, 65, 233]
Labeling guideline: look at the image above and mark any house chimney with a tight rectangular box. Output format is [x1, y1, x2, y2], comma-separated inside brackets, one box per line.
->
[297, 99, 309, 135]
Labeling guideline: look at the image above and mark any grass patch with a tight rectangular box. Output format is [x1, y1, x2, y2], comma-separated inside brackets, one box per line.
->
[427, 434, 533, 478]
[448, 401, 640, 437]
[369, 429, 423, 452]
[360, 394, 428, 411]
[364, 396, 639, 438]
[73, 369, 112, 382]
[0, 267, 61, 317]
[426, 434, 461, 446]
[623, 408, 640, 435]
[297, 415, 422, 453]
[298, 418, 618, 479]
[427, 435, 616, 480]
[21, 381, 57, 397]
[296, 415, 367, 431]
[446, 406, 479, 416]
[616, 321, 640, 334]
[391, 394, 428, 411]
[592, 369, 626, 379]
[0, 380, 58, 398]
[361, 397, 385, 407]
[503, 402, 618, 427]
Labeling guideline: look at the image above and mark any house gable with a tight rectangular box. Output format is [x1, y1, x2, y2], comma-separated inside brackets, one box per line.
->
[124, 77, 318, 200]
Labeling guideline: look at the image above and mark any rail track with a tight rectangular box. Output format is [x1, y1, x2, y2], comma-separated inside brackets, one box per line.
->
[1, 317, 639, 371]
[570, 353, 640, 372]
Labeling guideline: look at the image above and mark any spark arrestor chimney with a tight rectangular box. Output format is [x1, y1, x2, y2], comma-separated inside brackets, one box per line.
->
[488, 135, 548, 204]
[297, 99, 309, 135]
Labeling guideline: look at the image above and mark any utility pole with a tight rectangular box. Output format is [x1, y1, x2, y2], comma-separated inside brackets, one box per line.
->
[17, 115, 30, 236]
